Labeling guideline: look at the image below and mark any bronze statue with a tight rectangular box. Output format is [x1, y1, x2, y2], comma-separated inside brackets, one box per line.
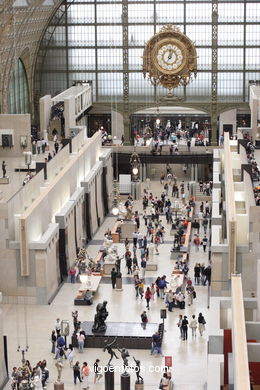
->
[115, 255, 123, 276]
[103, 337, 119, 365]
[92, 301, 108, 333]
[118, 347, 130, 371]
[133, 356, 143, 384]
[2, 161, 6, 178]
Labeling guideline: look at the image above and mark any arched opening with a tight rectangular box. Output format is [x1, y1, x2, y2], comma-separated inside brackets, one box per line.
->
[8, 59, 30, 114]
[130, 106, 211, 142]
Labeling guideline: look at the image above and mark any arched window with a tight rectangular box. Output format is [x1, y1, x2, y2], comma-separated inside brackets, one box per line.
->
[8, 59, 29, 114]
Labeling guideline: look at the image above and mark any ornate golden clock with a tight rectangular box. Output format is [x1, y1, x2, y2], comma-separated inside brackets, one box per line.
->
[142, 25, 197, 91]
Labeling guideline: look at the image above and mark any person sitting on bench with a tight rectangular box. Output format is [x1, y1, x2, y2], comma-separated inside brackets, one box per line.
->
[83, 290, 93, 305]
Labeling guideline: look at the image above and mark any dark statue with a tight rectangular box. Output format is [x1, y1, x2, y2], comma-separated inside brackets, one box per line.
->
[103, 337, 119, 365]
[133, 356, 143, 384]
[118, 347, 130, 372]
[115, 255, 123, 276]
[92, 301, 108, 333]
[2, 161, 6, 178]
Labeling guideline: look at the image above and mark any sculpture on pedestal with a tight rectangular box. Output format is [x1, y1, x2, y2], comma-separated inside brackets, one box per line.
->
[55, 359, 64, 382]
[118, 347, 130, 372]
[103, 337, 119, 365]
[92, 301, 109, 333]
[133, 356, 144, 384]
[104, 245, 118, 263]
[115, 255, 123, 276]
[2, 161, 6, 178]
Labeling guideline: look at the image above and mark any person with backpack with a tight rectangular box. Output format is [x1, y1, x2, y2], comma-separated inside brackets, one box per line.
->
[198, 313, 206, 336]
[141, 310, 148, 329]
[158, 276, 167, 298]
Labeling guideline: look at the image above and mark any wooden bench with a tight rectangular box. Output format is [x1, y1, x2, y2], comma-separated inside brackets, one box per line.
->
[111, 221, 121, 243]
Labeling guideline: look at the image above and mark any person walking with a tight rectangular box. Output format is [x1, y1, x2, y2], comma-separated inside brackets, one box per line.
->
[198, 313, 206, 336]
[202, 218, 208, 234]
[145, 287, 152, 309]
[66, 344, 74, 367]
[181, 316, 189, 341]
[111, 267, 117, 289]
[194, 263, 201, 285]
[193, 235, 201, 251]
[141, 310, 148, 329]
[73, 361, 82, 384]
[202, 235, 208, 252]
[138, 280, 144, 299]
[126, 256, 132, 274]
[94, 359, 103, 383]
[81, 362, 90, 390]
[189, 315, 197, 337]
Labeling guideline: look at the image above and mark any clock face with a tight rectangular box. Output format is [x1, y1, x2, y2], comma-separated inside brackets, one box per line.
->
[152, 39, 187, 75]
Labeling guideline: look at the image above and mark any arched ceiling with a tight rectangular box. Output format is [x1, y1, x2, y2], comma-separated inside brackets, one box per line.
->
[0, 0, 63, 113]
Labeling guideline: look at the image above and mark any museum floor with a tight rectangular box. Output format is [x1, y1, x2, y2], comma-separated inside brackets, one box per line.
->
[2, 180, 209, 390]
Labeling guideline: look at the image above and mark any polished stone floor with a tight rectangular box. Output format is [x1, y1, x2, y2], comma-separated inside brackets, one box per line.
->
[2, 180, 210, 390]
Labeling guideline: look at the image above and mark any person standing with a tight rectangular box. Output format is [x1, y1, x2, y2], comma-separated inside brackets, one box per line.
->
[72, 310, 78, 331]
[81, 362, 89, 390]
[181, 316, 189, 341]
[166, 290, 174, 312]
[37, 139, 41, 154]
[50, 330, 56, 354]
[137, 231, 143, 249]
[186, 285, 195, 306]
[133, 231, 138, 247]
[145, 287, 152, 309]
[198, 313, 206, 336]
[94, 359, 103, 383]
[54, 141, 59, 154]
[189, 315, 197, 337]
[54, 318, 61, 336]
[77, 331, 85, 353]
[177, 315, 183, 339]
[111, 267, 117, 289]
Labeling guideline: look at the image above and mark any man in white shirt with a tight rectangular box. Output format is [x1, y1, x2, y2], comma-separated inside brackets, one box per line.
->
[55, 318, 61, 335]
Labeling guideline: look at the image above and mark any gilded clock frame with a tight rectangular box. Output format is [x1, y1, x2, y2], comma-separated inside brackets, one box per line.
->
[143, 25, 197, 90]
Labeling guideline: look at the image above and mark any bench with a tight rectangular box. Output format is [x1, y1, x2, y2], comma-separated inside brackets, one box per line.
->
[111, 221, 121, 243]
[74, 275, 102, 305]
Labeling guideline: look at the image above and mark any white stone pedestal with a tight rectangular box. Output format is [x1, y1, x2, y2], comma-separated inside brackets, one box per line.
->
[0, 177, 9, 184]
[121, 221, 136, 239]
[103, 260, 116, 275]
